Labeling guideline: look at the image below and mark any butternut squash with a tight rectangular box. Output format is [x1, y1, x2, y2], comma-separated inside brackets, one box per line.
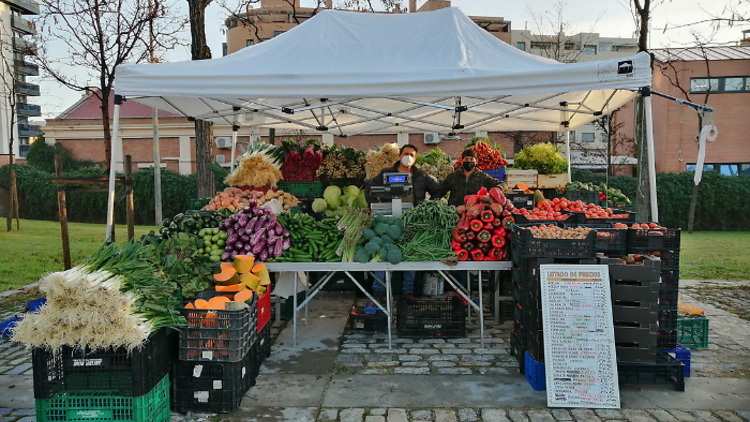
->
[252, 263, 271, 286]
[233, 255, 255, 274]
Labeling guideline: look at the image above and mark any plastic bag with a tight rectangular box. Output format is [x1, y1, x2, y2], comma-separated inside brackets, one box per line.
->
[261, 198, 284, 214]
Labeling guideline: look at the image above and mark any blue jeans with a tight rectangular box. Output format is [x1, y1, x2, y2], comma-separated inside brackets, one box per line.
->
[372, 271, 415, 295]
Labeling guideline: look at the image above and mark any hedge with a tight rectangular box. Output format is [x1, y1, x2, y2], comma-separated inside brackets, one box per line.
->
[572, 169, 750, 231]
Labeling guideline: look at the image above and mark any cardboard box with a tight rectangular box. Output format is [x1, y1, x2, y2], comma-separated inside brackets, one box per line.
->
[536, 173, 568, 188]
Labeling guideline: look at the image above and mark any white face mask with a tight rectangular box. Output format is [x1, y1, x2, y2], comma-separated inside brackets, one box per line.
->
[401, 155, 415, 167]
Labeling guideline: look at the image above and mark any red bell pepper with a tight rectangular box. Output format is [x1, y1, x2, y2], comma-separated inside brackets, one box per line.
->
[493, 227, 506, 238]
[456, 249, 469, 261]
[470, 248, 484, 261]
[456, 205, 467, 215]
[465, 195, 479, 208]
[480, 210, 494, 223]
[488, 247, 504, 261]
[477, 187, 488, 196]
[489, 187, 506, 206]
[451, 239, 462, 250]
[477, 229, 492, 243]
[466, 231, 476, 240]
[489, 203, 503, 216]
[491, 234, 506, 248]
[483, 256, 496, 261]
[452, 227, 467, 242]
[470, 219, 483, 232]
[502, 216, 515, 229]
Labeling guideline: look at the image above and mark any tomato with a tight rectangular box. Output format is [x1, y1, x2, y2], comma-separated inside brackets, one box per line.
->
[648, 223, 659, 228]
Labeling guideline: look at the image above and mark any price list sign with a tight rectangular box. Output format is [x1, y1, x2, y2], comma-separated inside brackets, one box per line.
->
[540, 264, 620, 408]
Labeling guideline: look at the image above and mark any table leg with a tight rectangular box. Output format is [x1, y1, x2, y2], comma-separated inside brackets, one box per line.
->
[305, 272, 309, 327]
[467, 270, 472, 324]
[478, 270, 485, 348]
[293, 271, 298, 348]
[494, 271, 500, 323]
[386, 271, 392, 350]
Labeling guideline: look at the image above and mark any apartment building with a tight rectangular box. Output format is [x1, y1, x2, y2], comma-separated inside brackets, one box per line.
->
[0, 0, 40, 163]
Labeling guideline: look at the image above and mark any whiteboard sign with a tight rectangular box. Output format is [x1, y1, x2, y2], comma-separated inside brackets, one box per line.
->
[540, 264, 620, 408]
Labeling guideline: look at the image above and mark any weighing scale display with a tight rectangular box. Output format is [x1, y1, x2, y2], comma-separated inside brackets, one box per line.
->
[386, 175, 407, 183]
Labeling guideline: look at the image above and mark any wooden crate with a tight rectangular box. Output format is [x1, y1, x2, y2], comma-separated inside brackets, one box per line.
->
[537, 173, 567, 188]
[506, 169, 538, 188]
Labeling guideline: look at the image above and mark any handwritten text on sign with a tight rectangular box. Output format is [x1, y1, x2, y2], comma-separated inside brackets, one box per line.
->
[540, 265, 620, 408]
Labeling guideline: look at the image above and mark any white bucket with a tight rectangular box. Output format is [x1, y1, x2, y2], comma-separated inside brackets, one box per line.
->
[422, 272, 444, 296]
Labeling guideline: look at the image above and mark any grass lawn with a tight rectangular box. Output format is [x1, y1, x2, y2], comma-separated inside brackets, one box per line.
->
[680, 231, 750, 281]
[0, 219, 159, 292]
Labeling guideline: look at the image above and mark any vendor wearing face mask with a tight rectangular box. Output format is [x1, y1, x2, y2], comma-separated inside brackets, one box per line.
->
[364, 144, 442, 303]
[440, 149, 503, 207]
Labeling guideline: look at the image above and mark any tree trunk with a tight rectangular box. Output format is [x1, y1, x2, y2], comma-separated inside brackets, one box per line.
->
[101, 90, 112, 170]
[195, 119, 215, 197]
[187, 0, 214, 197]
[6, 163, 14, 231]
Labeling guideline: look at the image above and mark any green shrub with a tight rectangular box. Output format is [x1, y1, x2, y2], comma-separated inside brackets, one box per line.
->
[26, 139, 101, 173]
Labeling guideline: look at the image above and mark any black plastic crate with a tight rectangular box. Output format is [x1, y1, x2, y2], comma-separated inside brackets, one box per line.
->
[581, 210, 635, 225]
[627, 227, 681, 250]
[32, 328, 170, 399]
[601, 255, 662, 284]
[611, 283, 660, 304]
[659, 310, 678, 331]
[614, 326, 657, 349]
[661, 270, 679, 289]
[564, 189, 599, 205]
[277, 291, 308, 321]
[612, 307, 658, 329]
[171, 348, 255, 414]
[510, 332, 525, 375]
[594, 228, 628, 255]
[616, 347, 658, 362]
[526, 330, 545, 362]
[349, 307, 388, 333]
[512, 225, 597, 260]
[657, 330, 678, 350]
[397, 296, 466, 339]
[660, 286, 679, 310]
[260, 325, 271, 360]
[617, 352, 685, 391]
[179, 298, 256, 363]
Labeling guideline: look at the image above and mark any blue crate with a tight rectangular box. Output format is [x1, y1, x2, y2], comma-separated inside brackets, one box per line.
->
[659, 344, 691, 377]
[483, 168, 506, 181]
[26, 297, 46, 312]
[524, 351, 546, 391]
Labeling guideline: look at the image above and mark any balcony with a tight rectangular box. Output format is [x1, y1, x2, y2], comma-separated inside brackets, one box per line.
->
[16, 81, 40, 96]
[11, 15, 35, 35]
[12, 37, 37, 55]
[14, 60, 38, 76]
[18, 123, 42, 137]
[17, 103, 41, 117]
[1, 0, 40, 15]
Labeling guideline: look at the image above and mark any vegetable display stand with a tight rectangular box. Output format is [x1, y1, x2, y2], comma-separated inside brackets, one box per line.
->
[277, 181, 323, 198]
[506, 170, 538, 188]
[536, 173, 567, 189]
[171, 348, 256, 414]
[617, 352, 685, 391]
[35, 374, 170, 422]
[483, 167, 506, 181]
[178, 299, 257, 362]
[677, 315, 709, 348]
[349, 306, 389, 333]
[397, 296, 466, 339]
[32, 328, 170, 399]
[563, 190, 599, 205]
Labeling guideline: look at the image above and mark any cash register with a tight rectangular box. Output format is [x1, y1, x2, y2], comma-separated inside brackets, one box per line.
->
[368, 172, 414, 217]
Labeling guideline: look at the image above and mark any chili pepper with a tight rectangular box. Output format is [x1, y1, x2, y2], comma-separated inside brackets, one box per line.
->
[470, 248, 484, 261]
[489, 187, 505, 205]
[470, 219, 483, 232]
[452, 227, 467, 242]
[466, 206, 480, 221]
[477, 230, 492, 243]
[451, 239, 462, 250]
[480, 210, 494, 223]
[477, 187, 488, 196]
[492, 218, 503, 228]
[466, 231, 476, 240]
[502, 216, 515, 229]
[491, 234, 506, 248]
[488, 247, 504, 261]
[456, 249, 469, 261]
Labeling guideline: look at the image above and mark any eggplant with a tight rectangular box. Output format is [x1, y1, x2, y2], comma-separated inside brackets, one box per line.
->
[273, 240, 283, 257]
[221, 252, 231, 261]
[230, 251, 239, 259]
[235, 241, 245, 250]
[227, 234, 239, 245]
[227, 228, 236, 236]
[274, 223, 283, 236]
[282, 229, 290, 237]
[259, 249, 269, 262]
[252, 239, 266, 255]
[282, 238, 291, 251]
[238, 214, 248, 227]
[252, 207, 264, 217]
[240, 234, 250, 243]
[246, 217, 258, 233]
[250, 228, 265, 245]
[230, 213, 240, 222]
[243, 243, 253, 252]
[225, 243, 234, 252]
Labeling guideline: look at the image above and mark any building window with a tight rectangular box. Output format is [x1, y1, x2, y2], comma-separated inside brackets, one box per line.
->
[583, 45, 597, 55]
[222, 42, 227, 56]
[246, 39, 254, 47]
[516, 42, 526, 51]
[599, 42, 613, 52]
[690, 76, 749, 93]
[581, 133, 596, 143]
[274, 31, 285, 37]
[686, 163, 750, 176]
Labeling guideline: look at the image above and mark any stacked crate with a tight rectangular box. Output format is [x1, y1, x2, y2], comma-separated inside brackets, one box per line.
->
[171, 296, 259, 414]
[33, 328, 171, 422]
[510, 223, 598, 390]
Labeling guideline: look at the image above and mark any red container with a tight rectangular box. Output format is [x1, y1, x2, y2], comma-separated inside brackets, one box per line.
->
[257, 291, 271, 332]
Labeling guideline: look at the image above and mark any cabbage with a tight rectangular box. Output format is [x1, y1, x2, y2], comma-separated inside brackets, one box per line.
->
[326, 196, 342, 209]
[352, 195, 368, 209]
[312, 198, 328, 213]
[343, 185, 360, 197]
[323, 186, 342, 201]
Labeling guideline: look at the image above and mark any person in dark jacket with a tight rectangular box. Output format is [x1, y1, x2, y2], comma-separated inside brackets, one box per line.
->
[364, 144, 441, 302]
[440, 149, 503, 207]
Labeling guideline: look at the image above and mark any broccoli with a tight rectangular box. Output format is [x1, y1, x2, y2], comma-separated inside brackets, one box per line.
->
[374, 223, 390, 236]
[364, 241, 381, 256]
[362, 228, 376, 240]
[354, 249, 370, 263]
[384, 216, 397, 225]
[378, 248, 388, 260]
[387, 247, 403, 264]
[370, 236, 384, 246]
[387, 225, 402, 241]
[383, 243, 399, 252]
[380, 234, 394, 245]
[374, 214, 386, 224]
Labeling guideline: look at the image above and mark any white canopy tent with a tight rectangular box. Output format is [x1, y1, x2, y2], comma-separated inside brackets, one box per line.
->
[110, 7, 657, 240]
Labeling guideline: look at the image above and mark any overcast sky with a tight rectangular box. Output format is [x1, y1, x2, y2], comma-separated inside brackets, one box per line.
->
[34, 0, 748, 120]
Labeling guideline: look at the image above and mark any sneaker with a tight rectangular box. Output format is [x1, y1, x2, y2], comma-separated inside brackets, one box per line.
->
[403, 294, 418, 303]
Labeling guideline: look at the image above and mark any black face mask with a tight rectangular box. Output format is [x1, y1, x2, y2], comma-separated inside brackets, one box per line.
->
[462, 161, 476, 172]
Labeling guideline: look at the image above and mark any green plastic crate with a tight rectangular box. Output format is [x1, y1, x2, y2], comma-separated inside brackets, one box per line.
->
[278, 181, 323, 198]
[35, 374, 169, 422]
[677, 315, 708, 348]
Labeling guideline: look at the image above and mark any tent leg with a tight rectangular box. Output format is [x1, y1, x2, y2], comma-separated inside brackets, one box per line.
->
[105, 97, 123, 243]
[565, 130, 571, 183]
[643, 91, 658, 223]
[230, 127, 239, 172]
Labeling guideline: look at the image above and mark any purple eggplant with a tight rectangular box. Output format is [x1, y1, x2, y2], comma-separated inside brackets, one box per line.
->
[227, 234, 239, 245]
[282, 229, 290, 237]
[234, 241, 244, 250]
[227, 228, 236, 237]
[246, 217, 258, 233]
[240, 234, 250, 243]
[259, 249, 269, 262]
[243, 243, 253, 252]
[250, 228, 265, 245]
[221, 252, 231, 261]
[230, 251, 239, 259]
[282, 238, 291, 251]
[273, 240, 283, 257]
[224, 243, 234, 252]
[230, 213, 239, 222]
[252, 239, 266, 255]
[238, 214, 248, 227]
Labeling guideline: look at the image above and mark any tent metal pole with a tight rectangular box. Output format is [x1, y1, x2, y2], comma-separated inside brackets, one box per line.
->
[230, 126, 239, 172]
[106, 96, 123, 242]
[643, 90, 658, 223]
[565, 130, 571, 183]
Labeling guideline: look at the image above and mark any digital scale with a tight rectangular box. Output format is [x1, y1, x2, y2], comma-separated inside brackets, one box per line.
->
[368, 172, 414, 217]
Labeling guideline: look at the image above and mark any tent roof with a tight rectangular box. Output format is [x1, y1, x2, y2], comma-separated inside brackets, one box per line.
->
[114, 7, 651, 135]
